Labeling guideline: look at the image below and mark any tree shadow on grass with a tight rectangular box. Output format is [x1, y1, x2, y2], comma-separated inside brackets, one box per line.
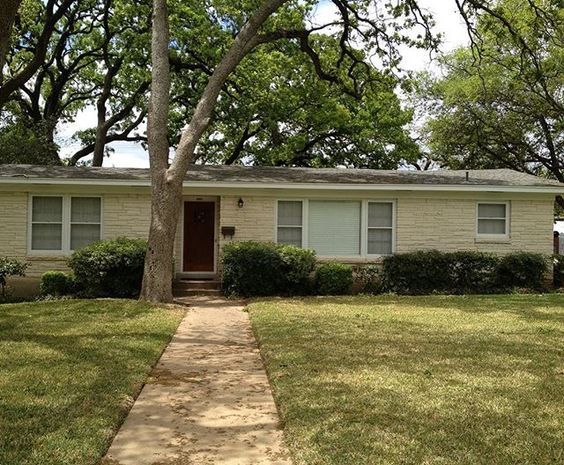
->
[0, 299, 180, 465]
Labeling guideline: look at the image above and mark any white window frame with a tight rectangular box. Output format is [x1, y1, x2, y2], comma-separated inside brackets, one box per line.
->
[364, 200, 396, 257]
[28, 195, 103, 255]
[274, 199, 307, 247]
[476, 201, 510, 240]
[275, 199, 395, 258]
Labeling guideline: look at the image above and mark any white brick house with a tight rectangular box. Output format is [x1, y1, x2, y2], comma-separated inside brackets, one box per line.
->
[0, 164, 562, 292]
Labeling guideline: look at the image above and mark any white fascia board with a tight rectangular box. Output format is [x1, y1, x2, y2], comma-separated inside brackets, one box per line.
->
[0, 177, 563, 194]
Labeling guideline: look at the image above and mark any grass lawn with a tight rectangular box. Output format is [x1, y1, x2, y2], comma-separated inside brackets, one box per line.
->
[249, 295, 564, 465]
[0, 299, 184, 465]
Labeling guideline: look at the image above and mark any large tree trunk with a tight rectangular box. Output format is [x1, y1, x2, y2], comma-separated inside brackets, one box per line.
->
[141, 0, 290, 302]
[140, 173, 183, 302]
[140, 0, 175, 302]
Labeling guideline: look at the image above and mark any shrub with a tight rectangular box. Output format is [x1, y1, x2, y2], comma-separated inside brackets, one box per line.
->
[554, 255, 564, 288]
[448, 251, 499, 294]
[315, 262, 353, 295]
[222, 242, 283, 297]
[69, 237, 147, 297]
[354, 265, 383, 294]
[381, 250, 453, 295]
[40, 271, 75, 297]
[495, 252, 548, 290]
[381, 250, 549, 295]
[222, 242, 316, 297]
[0, 257, 28, 298]
[277, 245, 316, 295]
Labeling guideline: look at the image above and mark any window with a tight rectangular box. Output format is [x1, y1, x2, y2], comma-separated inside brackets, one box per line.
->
[477, 202, 509, 237]
[71, 197, 102, 250]
[30, 196, 102, 252]
[277, 201, 303, 247]
[276, 199, 395, 257]
[367, 202, 393, 255]
[308, 201, 361, 256]
[31, 196, 63, 251]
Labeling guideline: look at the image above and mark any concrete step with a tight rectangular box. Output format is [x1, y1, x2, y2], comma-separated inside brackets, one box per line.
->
[173, 288, 222, 297]
[173, 279, 221, 291]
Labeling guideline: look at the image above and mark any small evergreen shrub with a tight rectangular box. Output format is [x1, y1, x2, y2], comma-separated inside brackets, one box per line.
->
[277, 245, 316, 295]
[68, 237, 147, 297]
[40, 271, 75, 297]
[381, 250, 452, 295]
[495, 252, 548, 290]
[221, 242, 316, 297]
[554, 255, 564, 288]
[354, 265, 383, 294]
[315, 262, 353, 295]
[0, 257, 28, 298]
[448, 251, 499, 294]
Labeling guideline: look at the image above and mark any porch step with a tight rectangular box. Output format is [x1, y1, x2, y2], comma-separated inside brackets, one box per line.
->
[173, 288, 222, 297]
[173, 279, 222, 297]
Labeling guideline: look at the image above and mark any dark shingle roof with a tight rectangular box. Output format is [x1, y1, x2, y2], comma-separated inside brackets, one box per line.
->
[0, 164, 562, 188]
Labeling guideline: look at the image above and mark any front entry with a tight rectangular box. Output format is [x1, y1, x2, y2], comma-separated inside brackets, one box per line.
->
[183, 201, 215, 273]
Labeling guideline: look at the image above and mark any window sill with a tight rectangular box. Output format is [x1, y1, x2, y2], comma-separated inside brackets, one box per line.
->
[26, 253, 70, 260]
[474, 237, 511, 244]
[317, 256, 388, 264]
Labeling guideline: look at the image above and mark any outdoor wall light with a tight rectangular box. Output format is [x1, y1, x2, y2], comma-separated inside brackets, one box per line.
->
[237, 197, 244, 208]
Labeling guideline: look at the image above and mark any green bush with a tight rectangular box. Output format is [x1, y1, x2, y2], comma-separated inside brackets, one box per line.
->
[40, 271, 75, 297]
[381, 250, 549, 295]
[496, 252, 548, 290]
[222, 241, 316, 297]
[381, 250, 453, 295]
[554, 255, 564, 288]
[448, 251, 499, 294]
[278, 245, 316, 295]
[0, 257, 28, 298]
[354, 265, 383, 294]
[68, 237, 147, 298]
[315, 262, 353, 295]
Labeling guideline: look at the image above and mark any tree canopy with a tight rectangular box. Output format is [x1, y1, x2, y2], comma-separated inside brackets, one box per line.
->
[419, 0, 563, 181]
[0, 0, 434, 168]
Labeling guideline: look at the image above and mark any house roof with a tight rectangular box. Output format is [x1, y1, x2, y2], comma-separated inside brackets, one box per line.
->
[0, 164, 562, 193]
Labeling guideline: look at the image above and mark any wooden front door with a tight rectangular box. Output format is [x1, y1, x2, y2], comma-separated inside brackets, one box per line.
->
[183, 201, 215, 272]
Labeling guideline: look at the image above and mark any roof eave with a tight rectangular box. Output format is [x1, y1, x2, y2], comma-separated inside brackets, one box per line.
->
[0, 177, 562, 193]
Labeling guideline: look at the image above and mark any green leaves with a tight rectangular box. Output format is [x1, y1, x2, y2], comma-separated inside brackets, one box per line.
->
[420, 0, 563, 179]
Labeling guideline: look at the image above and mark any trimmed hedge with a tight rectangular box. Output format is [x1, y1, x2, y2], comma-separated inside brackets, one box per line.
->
[68, 237, 147, 297]
[495, 252, 548, 290]
[315, 262, 353, 295]
[40, 271, 75, 297]
[222, 242, 316, 297]
[381, 250, 548, 295]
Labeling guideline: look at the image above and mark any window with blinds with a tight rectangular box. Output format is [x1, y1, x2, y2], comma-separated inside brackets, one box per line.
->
[367, 202, 393, 254]
[30, 196, 102, 252]
[71, 197, 102, 250]
[277, 201, 303, 247]
[477, 202, 508, 237]
[276, 199, 395, 257]
[308, 201, 361, 255]
[31, 197, 63, 251]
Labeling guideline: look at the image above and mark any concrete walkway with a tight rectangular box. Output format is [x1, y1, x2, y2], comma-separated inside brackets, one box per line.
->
[102, 297, 290, 465]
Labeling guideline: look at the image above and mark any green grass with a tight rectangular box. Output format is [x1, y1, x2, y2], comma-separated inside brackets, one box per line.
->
[0, 299, 184, 465]
[249, 295, 564, 465]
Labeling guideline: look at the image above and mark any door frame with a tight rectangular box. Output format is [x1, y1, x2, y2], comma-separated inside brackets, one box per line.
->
[179, 196, 218, 278]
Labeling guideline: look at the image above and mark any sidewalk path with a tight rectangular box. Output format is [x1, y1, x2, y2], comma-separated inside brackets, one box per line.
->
[102, 297, 290, 465]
